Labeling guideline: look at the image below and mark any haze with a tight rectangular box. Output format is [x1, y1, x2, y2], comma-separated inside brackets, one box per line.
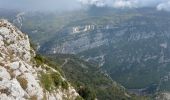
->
[0, 0, 170, 11]
[0, 0, 81, 11]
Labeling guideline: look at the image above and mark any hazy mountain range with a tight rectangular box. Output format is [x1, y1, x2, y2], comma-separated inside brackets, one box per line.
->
[1, 4, 170, 100]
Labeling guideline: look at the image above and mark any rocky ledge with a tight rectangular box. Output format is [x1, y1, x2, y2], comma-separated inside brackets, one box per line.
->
[0, 19, 79, 100]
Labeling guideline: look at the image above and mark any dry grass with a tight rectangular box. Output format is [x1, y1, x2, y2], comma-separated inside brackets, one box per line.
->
[0, 53, 2, 57]
[0, 77, 2, 81]
[0, 63, 5, 66]
[17, 76, 28, 90]
[7, 68, 16, 79]
[0, 88, 10, 95]
[29, 95, 38, 100]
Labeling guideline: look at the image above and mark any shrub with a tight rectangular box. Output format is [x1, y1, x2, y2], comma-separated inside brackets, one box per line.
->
[77, 86, 96, 100]
[34, 54, 64, 75]
[51, 72, 62, 88]
[34, 54, 45, 66]
[75, 96, 84, 100]
[40, 72, 54, 91]
[41, 71, 69, 91]
[61, 81, 69, 90]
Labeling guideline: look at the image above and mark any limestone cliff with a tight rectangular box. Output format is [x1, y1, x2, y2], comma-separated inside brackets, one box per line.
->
[0, 19, 79, 100]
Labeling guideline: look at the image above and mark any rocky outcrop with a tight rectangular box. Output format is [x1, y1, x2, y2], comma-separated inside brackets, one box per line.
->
[156, 92, 170, 100]
[13, 12, 25, 29]
[0, 19, 79, 100]
[72, 25, 95, 34]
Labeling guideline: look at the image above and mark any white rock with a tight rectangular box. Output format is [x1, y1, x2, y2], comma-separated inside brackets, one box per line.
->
[0, 67, 11, 80]
[10, 62, 20, 70]
[0, 19, 79, 100]
[24, 73, 44, 100]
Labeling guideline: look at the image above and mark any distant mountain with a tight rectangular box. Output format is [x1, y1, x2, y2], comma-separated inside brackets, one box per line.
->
[0, 9, 19, 20]
[0, 19, 147, 100]
[1, 7, 170, 99]
[15, 8, 170, 97]
[37, 9, 170, 95]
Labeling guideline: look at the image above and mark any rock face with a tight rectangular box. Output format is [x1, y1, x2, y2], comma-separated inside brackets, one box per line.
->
[35, 10, 170, 98]
[0, 19, 79, 100]
[13, 12, 25, 29]
[156, 92, 170, 100]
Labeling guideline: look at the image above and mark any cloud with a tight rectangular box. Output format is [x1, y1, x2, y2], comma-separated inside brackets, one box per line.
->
[78, 0, 107, 7]
[157, 1, 170, 11]
[79, 0, 170, 11]
[112, 0, 138, 8]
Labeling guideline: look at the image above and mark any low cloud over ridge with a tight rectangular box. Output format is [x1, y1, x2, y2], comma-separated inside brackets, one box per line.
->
[79, 0, 170, 11]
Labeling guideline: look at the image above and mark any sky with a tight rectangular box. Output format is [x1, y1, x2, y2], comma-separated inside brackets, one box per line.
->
[0, 0, 170, 11]
[0, 0, 81, 11]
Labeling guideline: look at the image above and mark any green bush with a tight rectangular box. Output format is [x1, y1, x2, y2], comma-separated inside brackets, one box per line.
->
[78, 86, 96, 100]
[51, 72, 62, 88]
[34, 54, 45, 66]
[61, 81, 69, 90]
[40, 72, 54, 91]
[41, 71, 69, 91]
[34, 54, 64, 75]
[75, 96, 84, 100]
